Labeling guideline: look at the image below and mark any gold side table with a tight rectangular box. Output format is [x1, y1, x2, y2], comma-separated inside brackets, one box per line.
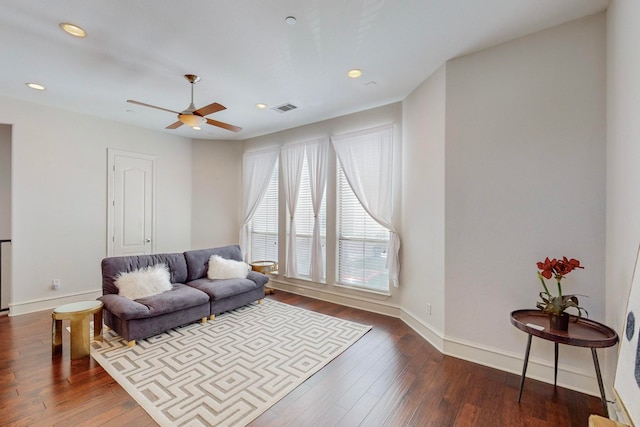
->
[52, 300, 103, 359]
[250, 261, 277, 295]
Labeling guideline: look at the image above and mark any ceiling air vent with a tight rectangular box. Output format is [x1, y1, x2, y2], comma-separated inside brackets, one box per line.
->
[272, 103, 298, 113]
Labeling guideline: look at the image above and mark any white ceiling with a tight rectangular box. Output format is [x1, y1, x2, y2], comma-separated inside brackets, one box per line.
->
[0, 0, 609, 141]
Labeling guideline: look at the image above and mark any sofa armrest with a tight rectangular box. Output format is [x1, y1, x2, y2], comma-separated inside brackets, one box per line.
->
[247, 271, 269, 287]
[98, 294, 153, 320]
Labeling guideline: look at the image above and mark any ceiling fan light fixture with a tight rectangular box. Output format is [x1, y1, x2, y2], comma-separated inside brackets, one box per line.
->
[26, 82, 46, 91]
[347, 68, 363, 78]
[192, 126, 202, 131]
[59, 22, 87, 38]
[178, 113, 206, 127]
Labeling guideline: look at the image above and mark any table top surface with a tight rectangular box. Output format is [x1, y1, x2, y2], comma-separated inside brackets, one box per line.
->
[510, 309, 618, 348]
[250, 261, 276, 267]
[53, 300, 103, 314]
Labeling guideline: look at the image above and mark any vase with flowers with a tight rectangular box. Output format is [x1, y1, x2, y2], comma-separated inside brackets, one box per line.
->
[536, 257, 588, 331]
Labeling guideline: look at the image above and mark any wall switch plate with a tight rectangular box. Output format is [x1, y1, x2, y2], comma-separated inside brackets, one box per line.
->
[426, 303, 431, 315]
[52, 279, 61, 290]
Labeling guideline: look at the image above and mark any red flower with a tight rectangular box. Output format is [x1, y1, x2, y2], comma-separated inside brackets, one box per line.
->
[536, 257, 557, 280]
[554, 257, 584, 277]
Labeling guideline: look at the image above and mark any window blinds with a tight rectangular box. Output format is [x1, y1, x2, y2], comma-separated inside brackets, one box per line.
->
[337, 161, 389, 291]
[250, 159, 279, 263]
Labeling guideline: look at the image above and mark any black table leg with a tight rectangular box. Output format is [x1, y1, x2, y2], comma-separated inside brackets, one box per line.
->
[518, 334, 533, 402]
[591, 348, 609, 417]
[554, 342, 559, 386]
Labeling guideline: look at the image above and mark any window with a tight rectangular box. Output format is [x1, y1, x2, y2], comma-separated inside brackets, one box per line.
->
[250, 159, 278, 263]
[293, 152, 326, 280]
[337, 161, 389, 291]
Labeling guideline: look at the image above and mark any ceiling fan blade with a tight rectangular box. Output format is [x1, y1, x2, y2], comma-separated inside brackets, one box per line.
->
[206, 118, 242, 133]
[194, 102, 226, 117]
[165, 121, 183, 129]
[127, 100, 180, 115]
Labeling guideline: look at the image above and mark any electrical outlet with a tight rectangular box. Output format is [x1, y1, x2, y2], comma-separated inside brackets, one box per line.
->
[426, 303, 431, 315]
[52, 279, 61, 290]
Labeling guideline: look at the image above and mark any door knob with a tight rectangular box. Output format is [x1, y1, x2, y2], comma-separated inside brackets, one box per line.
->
[145, 238, 152, 243]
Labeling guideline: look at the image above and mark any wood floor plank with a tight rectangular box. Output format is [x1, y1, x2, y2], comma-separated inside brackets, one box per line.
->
[0, 291, 604, 426]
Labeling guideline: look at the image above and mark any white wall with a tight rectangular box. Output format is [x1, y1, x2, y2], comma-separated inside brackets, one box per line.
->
[0, 124, 10, 239]
[191, 139, 243, 249]
[401, 64, 446, 346]
[606, 0, 640, 387]
[0, 95, 193, 314]
[443, 13, 606, 389]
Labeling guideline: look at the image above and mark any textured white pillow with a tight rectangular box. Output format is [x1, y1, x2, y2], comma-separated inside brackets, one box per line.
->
[208, 255, 250, 280]
[115, 264, 172, 300]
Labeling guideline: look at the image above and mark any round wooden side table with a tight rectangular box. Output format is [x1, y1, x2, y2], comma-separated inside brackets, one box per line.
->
[52, 300, 103, 360]
[510, 309, 618, 416]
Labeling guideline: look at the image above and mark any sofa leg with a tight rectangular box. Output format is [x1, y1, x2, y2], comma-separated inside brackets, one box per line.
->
[210, 314, 215, 320]
[201, 317, 207, 324]
[258, 299, 263, 304]
[126, 340, 136, 347]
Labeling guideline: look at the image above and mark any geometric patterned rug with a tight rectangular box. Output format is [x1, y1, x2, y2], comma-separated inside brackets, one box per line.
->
[91, 299, 371, 427]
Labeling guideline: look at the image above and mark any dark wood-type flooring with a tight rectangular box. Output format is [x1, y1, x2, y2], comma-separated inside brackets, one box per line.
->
[0, 291, 604, 426]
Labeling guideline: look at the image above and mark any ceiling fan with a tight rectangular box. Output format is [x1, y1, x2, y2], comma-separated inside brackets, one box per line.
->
[127, 74, 242, 132]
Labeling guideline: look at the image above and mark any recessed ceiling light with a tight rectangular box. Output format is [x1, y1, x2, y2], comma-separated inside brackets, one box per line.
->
[59, 22, 87, 38]
[192, 126, 202, 131]
[347, 69, 363, 78]
[285, 16, 297, 25]
[256, 103, 268, 109]
[26, 82, 45, 91]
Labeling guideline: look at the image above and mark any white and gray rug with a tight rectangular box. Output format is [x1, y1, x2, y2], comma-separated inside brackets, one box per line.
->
[91, 299, 371, 427]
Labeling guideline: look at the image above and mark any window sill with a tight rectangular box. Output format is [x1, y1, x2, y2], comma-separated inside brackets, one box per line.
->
[269, 275, 392, 299]
[332, 282, 391, 297]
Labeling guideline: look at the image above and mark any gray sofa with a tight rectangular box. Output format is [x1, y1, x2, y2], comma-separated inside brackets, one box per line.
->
[100, 245, 268, 346]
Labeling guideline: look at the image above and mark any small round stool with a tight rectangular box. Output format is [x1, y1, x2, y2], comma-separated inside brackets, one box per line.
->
[52, 300, 103, 359]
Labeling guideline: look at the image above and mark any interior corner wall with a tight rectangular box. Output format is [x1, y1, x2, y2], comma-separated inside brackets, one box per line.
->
[401, 64, 446, 344]
[0, 96, 192, 314]
[0, 124, 10, 239]
[605, 0, 640, 382]
[190, 138, 243, 249]
[443, 13, 606, 392]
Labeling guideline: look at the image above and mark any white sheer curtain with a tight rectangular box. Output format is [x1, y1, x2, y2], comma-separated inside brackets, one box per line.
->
[305, 138, 329, 282]
[331, 124, 401, 287]
[280, 144, 305, 277]
[240, 148, 279, 260]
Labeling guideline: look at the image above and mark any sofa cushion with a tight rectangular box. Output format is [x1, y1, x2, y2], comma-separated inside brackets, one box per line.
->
[99, 283, 209, 320]
[186, 277, 259, 300]
[184, 245, 243, 281]
[102, 253, 188, 295]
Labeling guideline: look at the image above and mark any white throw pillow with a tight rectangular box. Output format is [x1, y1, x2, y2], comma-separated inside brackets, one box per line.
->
[115, 264, 172, 300]
[208, 255, 250, 280]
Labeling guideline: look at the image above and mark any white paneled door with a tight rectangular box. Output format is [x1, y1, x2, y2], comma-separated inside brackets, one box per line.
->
[107, 149, 155, 256]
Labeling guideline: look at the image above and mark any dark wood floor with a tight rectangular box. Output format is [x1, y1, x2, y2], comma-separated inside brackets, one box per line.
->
[0, 291, 603, 426]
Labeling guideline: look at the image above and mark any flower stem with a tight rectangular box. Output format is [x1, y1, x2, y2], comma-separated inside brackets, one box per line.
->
[538, 273, 551, 296]
[557, 279, 563, 298]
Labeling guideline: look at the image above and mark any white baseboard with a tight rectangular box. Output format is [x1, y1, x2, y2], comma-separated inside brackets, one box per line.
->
[442, 336, 601, 397]
[268, 280, 604, 397]
[9, 289, 102, 316]
[268, 279, 402, 318]
[399, 306, 445, 352]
